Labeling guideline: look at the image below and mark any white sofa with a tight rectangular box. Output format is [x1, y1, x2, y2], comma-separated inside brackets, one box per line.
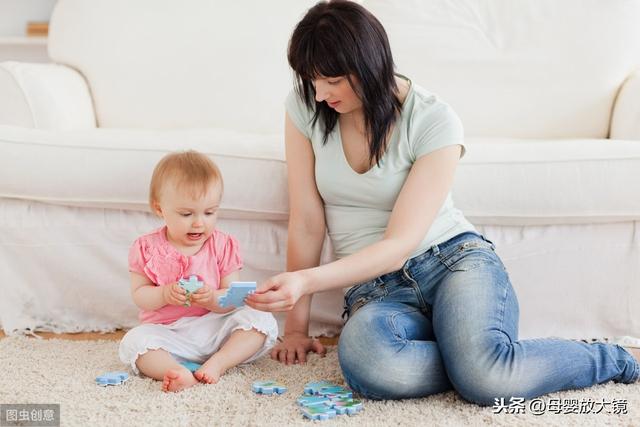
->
[1, 0, 639, 340]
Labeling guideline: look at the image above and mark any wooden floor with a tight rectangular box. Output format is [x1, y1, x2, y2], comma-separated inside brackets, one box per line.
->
[0, 330, 339, 345]
[0, 330, 126, 341]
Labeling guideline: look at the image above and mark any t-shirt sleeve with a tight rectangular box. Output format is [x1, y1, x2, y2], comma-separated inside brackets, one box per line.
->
[411, 102, 466, 160]
[285, 89, 313, 139]
[128, 238, 146, 276]
[215, 232, 243, 279]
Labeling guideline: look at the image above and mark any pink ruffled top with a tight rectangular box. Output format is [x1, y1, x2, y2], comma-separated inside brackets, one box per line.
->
[128, 226, 242, 325]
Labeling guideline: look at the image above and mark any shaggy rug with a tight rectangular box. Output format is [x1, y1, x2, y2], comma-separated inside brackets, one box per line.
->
[1, 336, 639, 426]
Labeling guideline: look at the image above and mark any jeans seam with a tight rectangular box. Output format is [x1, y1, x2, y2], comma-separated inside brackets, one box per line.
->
[401, 267, 428, 311]
[497, 277, 508, 338]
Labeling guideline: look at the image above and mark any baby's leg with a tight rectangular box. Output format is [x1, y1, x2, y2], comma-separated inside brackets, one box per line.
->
[194, 328, 266, 384]
[136, 349, 198, 392]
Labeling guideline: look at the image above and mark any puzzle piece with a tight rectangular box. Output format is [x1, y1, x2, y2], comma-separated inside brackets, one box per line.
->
[178, 275, 203, 293]
[303, 380, 336, 395]
[178, 275, 203, 307]
[301, 405, 337, 421]
[218, 282, 257, 307]
[95, 371, 129, 386]
[318, 386, 353, 399]
[180, 361, 202, 372]
[329, 398, 364, 415]
[297, 395, 331, 407]
[298, 380, 362, 419]
[252, 380, 287, 395]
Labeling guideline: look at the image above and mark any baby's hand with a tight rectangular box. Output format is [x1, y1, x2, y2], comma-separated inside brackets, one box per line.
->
[192, 287, 234, 314]
[163, 283, 187, 306]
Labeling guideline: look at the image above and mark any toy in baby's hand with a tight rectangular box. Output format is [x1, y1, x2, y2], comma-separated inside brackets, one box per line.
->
[218, 282, 257, 307]
[178, 275, 203, 307]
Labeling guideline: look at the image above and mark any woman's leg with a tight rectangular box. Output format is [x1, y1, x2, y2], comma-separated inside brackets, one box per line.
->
[431, 244, 639, 406]
[338, 301, 452, 400]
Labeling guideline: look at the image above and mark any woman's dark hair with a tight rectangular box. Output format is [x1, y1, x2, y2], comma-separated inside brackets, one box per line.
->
[288, 0, 401, 166]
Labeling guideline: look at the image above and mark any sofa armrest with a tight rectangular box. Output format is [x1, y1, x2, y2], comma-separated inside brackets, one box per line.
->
[611, 69, 640, 140]
[0, 61, 96, 129]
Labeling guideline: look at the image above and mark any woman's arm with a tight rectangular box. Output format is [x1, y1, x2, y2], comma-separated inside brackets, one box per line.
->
[248, 113, 327, 364]
[130, 272, 186, 310]
[282, 112, 326, 329]
[247, 144, 462, 312]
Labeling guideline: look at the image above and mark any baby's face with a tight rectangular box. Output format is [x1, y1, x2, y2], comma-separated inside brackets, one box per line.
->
[154, 180, 222, 251]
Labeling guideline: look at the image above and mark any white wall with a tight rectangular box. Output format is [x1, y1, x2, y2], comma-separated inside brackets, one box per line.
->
[0, 0, 56, 36]
[0, 0, 56, 62]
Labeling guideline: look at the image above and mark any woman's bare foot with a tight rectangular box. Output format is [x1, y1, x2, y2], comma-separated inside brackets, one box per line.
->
[162, 368, 199, 392]
[625, 347, 640, 363]
[194, 360, 226, 384]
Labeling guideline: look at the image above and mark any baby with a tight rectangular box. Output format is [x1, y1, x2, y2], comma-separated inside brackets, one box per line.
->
[119, 150, 278, 392]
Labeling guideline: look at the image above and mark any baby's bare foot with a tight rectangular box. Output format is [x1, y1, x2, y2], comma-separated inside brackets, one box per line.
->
[162, 368, 198, 392]
[194, 361, 226, 384]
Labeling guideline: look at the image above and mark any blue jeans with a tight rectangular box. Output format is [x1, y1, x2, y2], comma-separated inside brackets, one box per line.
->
[338, 232, 639, 405]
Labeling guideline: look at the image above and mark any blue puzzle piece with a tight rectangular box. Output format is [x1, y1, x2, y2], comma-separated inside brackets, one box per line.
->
[252, 380, 287, 395]
[301, 405, 337, 421]
[180, 361, 202, 372]
[318, 386, 353, 399]
[178, 275, 204, 307]
[297, 395, 331, 407]
[329, 398, 364, 415]
[218, 282, 257, 307]
[96, 371, 129, 386]
[178, 275, 203, 294]
[303, 380, 336, 395]
[298, 380, 361, 418]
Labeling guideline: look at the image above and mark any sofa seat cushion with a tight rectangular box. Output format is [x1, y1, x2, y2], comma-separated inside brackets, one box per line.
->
[457, 139, 640, 224]
[1, 126, 639, 225]
[0, 126, 287, 220]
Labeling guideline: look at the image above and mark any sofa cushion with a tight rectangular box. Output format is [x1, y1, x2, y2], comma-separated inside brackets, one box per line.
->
[0, 62, 96, 130]
[2, 126, 639, 225]
[47, 0, 318, 133]
[457, 139, 640, 225]
[0, 126, 287, 220]
[363, 0, 640, 139]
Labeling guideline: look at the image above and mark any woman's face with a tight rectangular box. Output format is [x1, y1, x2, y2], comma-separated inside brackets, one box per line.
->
[313, 75, 362, 114]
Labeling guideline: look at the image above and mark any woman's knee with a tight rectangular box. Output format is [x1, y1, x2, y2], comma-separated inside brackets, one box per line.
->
[338, 303, 448, 400]
[338, 305, 398, 398]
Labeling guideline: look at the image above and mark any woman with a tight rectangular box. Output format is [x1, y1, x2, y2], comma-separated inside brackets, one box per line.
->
[246, 0, 639, 405]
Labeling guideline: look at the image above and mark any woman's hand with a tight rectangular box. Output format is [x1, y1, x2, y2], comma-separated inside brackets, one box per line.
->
[271, 332, 326, 365]
[162, 283, 187, 306]
[246, 271, 309, 312]
[191, 286, 235, 314]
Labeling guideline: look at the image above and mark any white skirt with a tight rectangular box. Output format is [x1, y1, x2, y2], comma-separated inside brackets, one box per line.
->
[119, 307, 278, 374]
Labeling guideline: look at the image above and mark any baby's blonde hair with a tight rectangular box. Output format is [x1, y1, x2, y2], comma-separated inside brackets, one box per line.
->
[149, 150, 223, 213]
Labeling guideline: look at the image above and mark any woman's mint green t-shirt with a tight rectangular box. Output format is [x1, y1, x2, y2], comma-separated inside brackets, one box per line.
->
[285, 82, 476, 259]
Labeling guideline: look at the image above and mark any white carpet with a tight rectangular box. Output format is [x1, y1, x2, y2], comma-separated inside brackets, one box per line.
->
[1, 336, 639, 426]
